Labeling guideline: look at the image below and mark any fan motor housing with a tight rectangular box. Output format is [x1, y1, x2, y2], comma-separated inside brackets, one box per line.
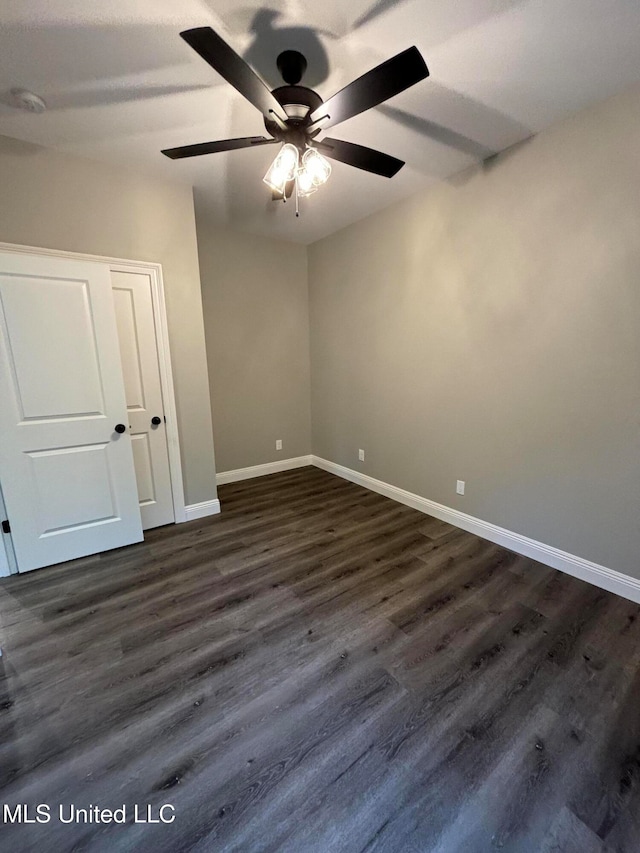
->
[264, 85, 324, 145]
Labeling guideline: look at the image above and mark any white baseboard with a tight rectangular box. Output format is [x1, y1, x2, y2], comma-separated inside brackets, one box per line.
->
[311, 455, 640, 605]
[216, 455, 313, 485]
[184, 498, 221, 522]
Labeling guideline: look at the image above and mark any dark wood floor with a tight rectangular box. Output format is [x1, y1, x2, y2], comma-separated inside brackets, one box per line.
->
[1, 467, 640, 852]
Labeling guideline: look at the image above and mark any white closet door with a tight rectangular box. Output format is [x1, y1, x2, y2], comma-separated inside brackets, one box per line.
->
[111, 269, 174, 529]
[0, 252, 142, 572]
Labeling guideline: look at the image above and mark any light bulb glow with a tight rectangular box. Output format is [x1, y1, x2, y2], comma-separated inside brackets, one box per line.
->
[263, 144, 331, 213]
[302, 148, 331, 186]
[263, 143, 299, 193]
[296, 166, 318, 197]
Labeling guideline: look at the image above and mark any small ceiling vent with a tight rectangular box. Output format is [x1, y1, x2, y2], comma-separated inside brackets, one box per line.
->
[9, 88, 47, 114]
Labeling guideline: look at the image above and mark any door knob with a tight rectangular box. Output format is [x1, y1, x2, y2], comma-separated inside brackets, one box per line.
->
[114, 423, 127, 434]
[151, 416, 162, 426]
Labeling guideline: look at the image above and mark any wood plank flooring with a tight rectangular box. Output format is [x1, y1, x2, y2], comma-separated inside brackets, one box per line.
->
[1, 466, 640, 852]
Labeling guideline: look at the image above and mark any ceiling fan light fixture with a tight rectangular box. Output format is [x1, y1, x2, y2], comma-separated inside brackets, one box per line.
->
[296, 169, 318, 197]
[263, 143, 299, 193]
[296, 166, 318, 197]
[302, 148, 331, 187]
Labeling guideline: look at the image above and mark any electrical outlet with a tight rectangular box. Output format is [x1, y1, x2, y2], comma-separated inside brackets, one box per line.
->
[276, 439, 282, 451]
[456, 480, 465, 496]
[358, 449, 365, 462]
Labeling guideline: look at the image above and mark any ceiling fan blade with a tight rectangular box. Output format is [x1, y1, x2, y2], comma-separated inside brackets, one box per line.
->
[315, 137, 404, 178]
[309, 46, 429, 131]
[180, 27, 288, 122]
[162, 136, 278, 160]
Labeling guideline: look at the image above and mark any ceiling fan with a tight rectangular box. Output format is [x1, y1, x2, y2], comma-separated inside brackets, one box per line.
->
[162, 27, 429, 214]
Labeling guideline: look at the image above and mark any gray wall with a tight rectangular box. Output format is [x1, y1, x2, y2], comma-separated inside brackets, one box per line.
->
[196, 211, 311, 473]
[0, 135, 217, 506]
[308, 87, 640, 577]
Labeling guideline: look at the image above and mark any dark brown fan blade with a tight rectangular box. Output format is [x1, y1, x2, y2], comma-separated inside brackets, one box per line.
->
[315, 138, 404, 178]
[162, 136, 277, 160]
[309, 46, 428, 131]
[180, 27, 288, 122]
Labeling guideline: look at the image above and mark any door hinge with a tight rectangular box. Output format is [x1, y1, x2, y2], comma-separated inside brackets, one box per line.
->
[1, 520, 10, 534]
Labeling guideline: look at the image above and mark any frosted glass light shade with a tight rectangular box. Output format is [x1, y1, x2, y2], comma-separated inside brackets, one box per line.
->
[297, 165, 318, 196]
[301, 148, 331, 186]
[263, 143, 299, 193]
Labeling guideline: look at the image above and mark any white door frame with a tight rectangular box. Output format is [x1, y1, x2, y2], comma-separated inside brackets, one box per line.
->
[0, 241, 186, 576]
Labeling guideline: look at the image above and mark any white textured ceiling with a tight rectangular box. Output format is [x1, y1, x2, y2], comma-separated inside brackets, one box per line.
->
[1, 0, 640, 244]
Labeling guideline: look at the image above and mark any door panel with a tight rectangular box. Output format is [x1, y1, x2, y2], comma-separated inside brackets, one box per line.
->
[2, 277, 104, 419]
[130, 433, 155, 506]
[112, 270, 174, 529]
[26, 443, 118, 534]
[112, 287, 145, 410]
[0, 252, 143, 572]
